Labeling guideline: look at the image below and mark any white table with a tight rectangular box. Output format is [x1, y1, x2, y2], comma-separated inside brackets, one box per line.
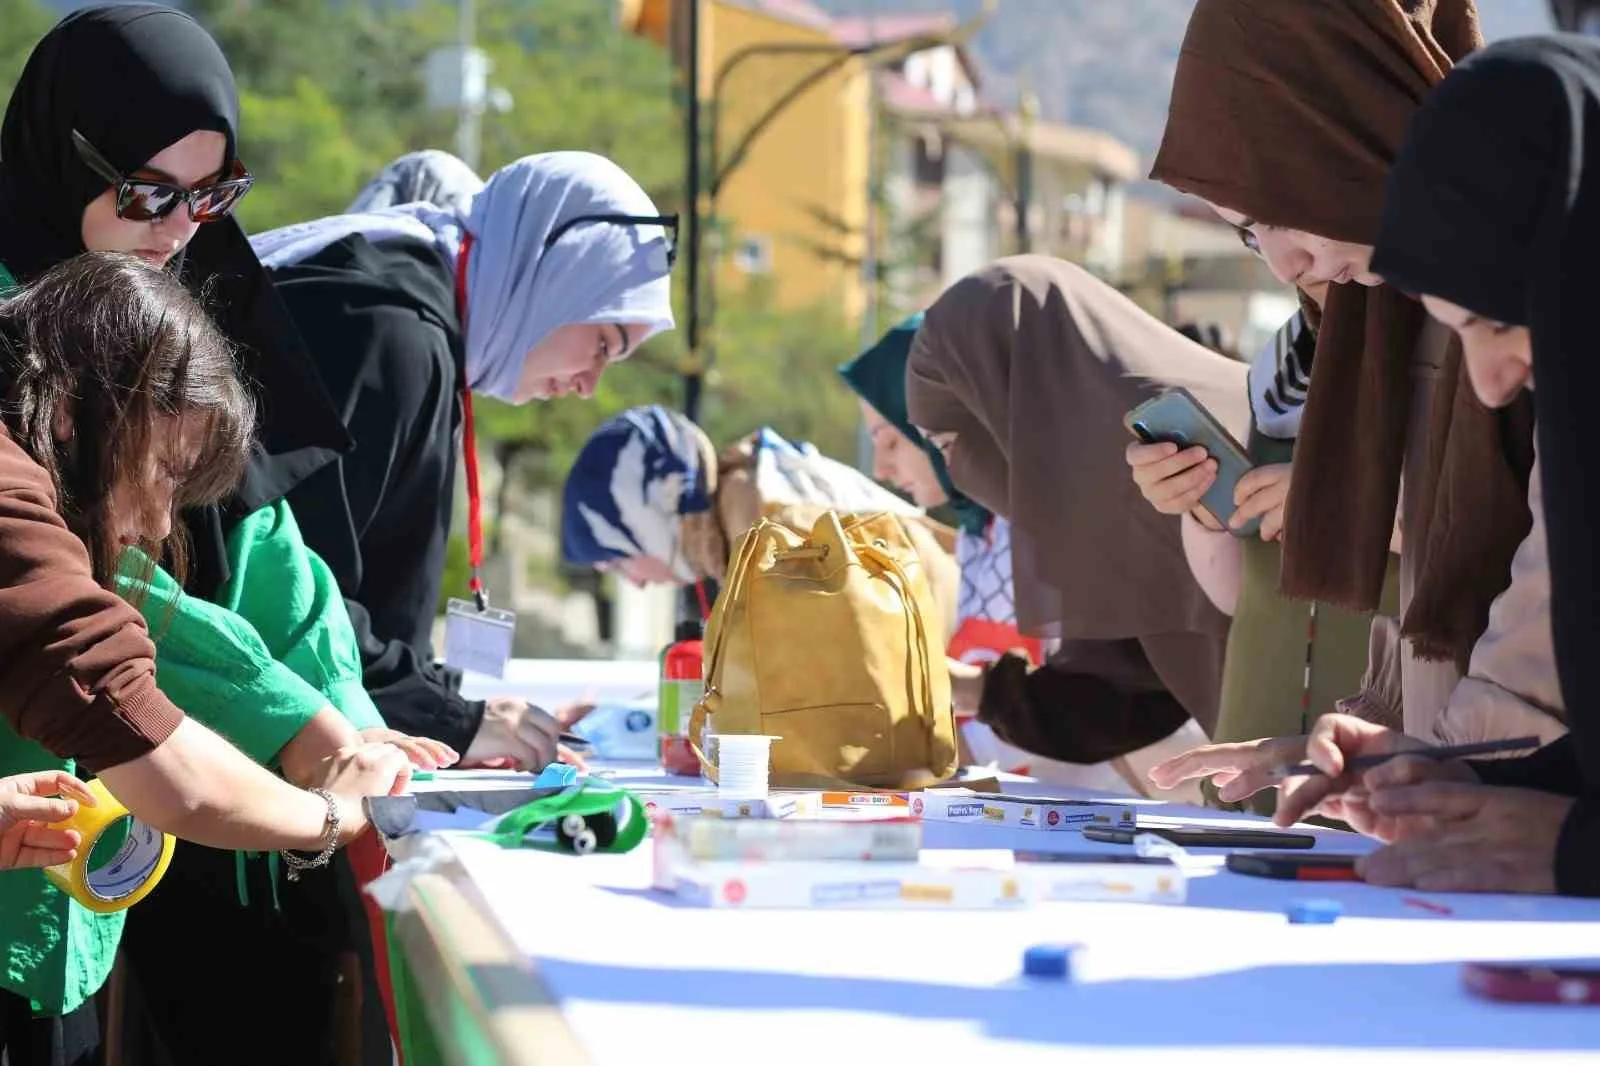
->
[457, 658, 656, 709]
[385, 766, 1600, 1066]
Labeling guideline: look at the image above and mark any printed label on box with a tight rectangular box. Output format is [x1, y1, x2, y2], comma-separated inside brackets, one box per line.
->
[915, 789, 1137, 832]
[812, 880, 903, 906]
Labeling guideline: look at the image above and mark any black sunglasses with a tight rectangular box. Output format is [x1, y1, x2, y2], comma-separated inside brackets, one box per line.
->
[71, 129, 254, 224]
[544, 213, 679, 269]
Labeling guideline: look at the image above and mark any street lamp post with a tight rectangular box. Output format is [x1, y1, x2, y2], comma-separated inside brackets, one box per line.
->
[422, 0, 512, 173]
[683, 0, 705, 425]
[669, 1, 988, 625]
[680, 12, 991, 422]
[1014, 87, 1038, 255]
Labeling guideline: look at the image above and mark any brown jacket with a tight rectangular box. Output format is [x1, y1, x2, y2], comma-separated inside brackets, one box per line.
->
[0, 428, 183, 771]
[1341, 326, 1564, 748]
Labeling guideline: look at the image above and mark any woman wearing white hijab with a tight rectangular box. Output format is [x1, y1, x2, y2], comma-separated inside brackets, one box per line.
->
[252, 151, 676, 766]
[347, 148, 484, 214]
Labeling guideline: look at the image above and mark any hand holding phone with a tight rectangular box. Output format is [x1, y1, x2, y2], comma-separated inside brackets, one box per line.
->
[1228, 463, 1293, 542]
[1127, 441, 1229, 530]
[1124, 388, 1261, 539]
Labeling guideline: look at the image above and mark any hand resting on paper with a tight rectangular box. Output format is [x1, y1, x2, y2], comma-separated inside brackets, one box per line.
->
[278, 708, 458, 781]
[463, 698, 595, 771]
[1147, 714, 1470, 830]
[1148, 734, 1311, 804]
[1271, 716, 1475, 833]
[1356, 783, 1571, 894]
[0, 770, 96, 870]
[359, 729, 459, 772]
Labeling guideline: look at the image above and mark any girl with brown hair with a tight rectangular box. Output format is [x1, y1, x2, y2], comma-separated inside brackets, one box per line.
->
[0, 252, 411, 1064]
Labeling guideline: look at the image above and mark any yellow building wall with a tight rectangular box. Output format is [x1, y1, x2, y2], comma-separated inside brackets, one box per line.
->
[703, 2, 868, 321]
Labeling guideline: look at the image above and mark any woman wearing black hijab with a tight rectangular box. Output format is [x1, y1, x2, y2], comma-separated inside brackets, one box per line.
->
[1268, 34, 1600, 898]
[0, 7, 439, 1063]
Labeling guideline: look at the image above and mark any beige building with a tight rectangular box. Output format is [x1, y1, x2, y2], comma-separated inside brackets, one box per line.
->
[861, 12, 1142, 314]
[1120, 193, 1298, 357]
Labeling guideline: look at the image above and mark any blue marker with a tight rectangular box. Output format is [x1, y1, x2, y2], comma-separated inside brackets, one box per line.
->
[1022, 944, 1077, 980]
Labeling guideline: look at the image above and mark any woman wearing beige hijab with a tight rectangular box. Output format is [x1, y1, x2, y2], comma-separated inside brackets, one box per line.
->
[1144, 0, 1562, 804]
[906, 256, 1242, 791]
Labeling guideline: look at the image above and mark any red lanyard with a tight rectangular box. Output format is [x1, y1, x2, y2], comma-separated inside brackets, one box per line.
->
[455, 232, 487, 611]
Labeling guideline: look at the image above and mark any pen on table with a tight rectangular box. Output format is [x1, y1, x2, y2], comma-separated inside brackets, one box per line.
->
[1273, 736, 1542, 780]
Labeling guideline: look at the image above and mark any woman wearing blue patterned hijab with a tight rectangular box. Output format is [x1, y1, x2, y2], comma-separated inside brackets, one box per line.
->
[562, 406, 713, 586]
[561, 404, 955, 607]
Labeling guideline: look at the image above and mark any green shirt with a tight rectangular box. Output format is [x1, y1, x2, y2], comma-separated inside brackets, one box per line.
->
[0, 500, 380, 1015]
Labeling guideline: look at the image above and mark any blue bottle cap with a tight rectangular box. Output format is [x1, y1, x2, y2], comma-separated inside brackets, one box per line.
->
[1286, 898, 1343, 924]
[534, 763, 581, 789]
[1022, 944, 1074, 979]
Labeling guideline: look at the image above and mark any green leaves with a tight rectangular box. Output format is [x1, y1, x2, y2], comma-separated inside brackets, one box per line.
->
[236, 80, 393, 232]
[0, 0, 52, 93]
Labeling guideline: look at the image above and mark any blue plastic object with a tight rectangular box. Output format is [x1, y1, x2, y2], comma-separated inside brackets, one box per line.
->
[1286, 898, 1343, 924]
[534, 763, 581, 789]
[1022, 944, 1075, 980]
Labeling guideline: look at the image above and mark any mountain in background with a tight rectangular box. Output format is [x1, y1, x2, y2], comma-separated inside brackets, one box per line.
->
[813, 0, 1555, 161]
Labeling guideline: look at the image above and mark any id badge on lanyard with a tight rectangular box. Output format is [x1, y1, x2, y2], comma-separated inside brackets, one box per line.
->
[440, 232, 516, 679]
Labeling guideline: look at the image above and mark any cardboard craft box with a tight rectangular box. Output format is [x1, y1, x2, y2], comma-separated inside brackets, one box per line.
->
[913, 789, 1138, 832]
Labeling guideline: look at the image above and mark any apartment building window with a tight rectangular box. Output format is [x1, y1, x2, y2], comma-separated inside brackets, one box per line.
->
[734, 235, 773, 275]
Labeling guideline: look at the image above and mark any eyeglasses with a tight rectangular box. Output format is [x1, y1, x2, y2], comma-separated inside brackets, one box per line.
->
[71, 129, 254, 224]
[544, 213, 680, 270]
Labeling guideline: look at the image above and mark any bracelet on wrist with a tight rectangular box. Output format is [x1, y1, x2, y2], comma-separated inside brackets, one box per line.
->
[279, 787, 340, 882]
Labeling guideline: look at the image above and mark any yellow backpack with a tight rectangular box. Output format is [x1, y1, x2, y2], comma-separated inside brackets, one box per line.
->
[689, 511, 958, 789]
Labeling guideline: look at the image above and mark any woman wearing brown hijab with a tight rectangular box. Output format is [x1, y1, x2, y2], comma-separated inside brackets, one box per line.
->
[1145, 0, 1558, 802]
[906, 256, 1244, 766]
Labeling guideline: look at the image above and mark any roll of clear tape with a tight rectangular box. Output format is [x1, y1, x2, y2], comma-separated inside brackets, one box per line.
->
[43, 777, 174, 914]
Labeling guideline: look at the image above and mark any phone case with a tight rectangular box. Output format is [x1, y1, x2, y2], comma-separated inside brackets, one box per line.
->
[1124, 387, 1261, 538]
[1463, 962, 1600, 1005]
[1225, 851, 1360, 881]
[1085, 825, 1317, 848]
[1015, 850, 1176, 866]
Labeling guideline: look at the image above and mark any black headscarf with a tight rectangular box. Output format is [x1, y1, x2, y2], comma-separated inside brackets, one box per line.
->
[1373, 33, 1600, 897]
[0, 4, 352, 595]
[0, 4, 237, 281]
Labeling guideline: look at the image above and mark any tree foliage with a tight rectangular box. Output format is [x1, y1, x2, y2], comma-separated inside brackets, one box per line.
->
[0, 0, 52, 93]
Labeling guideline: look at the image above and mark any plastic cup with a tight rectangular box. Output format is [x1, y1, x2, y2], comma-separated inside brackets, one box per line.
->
[715, 734, 780, 798]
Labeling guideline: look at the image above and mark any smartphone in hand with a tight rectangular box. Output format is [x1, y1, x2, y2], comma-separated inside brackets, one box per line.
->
[1125, 387, 1259, 538]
